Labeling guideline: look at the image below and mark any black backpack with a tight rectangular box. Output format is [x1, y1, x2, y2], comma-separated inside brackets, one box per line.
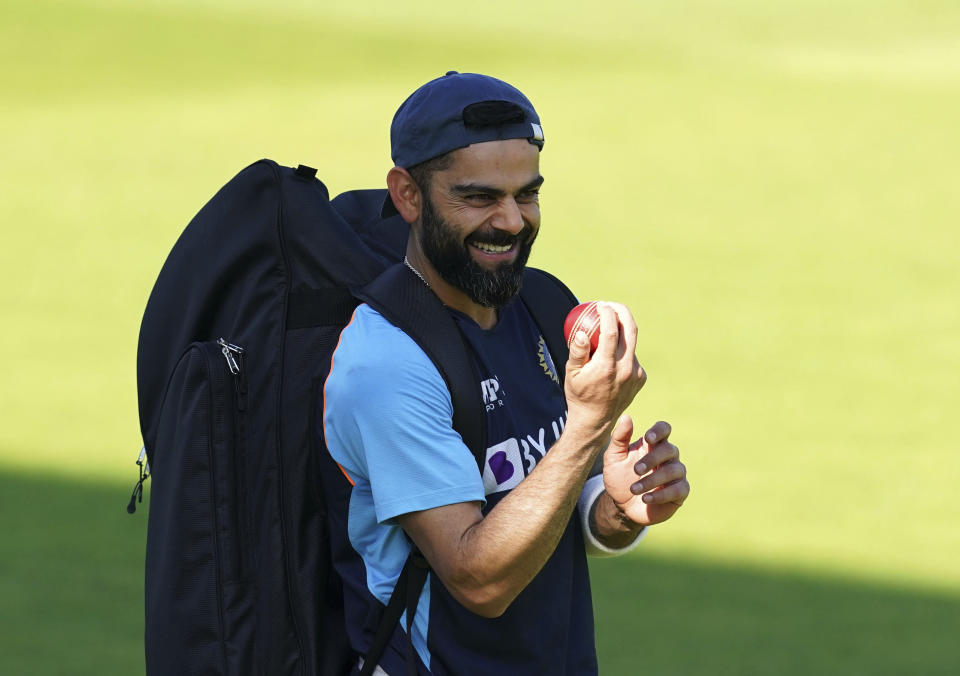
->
[131, 159, 577, 676]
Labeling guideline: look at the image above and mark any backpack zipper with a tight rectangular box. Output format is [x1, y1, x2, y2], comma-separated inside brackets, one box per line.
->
[218, 337, 250, 579]
[218, 338, 247, 411]
[128, 339, 245, 516]
[126, 446, 151, 514]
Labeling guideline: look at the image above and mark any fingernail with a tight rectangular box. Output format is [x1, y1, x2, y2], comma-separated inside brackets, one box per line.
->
[635, 462, 647, 475]
[643, 494, 654, 503]
[575, 330, 588, 346]
[646, 432, 657, 443]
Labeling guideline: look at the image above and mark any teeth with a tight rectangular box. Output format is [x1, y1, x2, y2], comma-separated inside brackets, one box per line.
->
[473, 242, 513, 253]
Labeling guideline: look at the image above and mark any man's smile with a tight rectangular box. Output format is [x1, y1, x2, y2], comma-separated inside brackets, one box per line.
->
[467, 237, 522, 267]
[471, 241, 514, 254]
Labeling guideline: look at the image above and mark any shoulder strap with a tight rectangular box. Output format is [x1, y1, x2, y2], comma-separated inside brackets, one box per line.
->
[356, 263, 487, 468]
[355, 263, 484, 675]
[519, 267, 578, 388]
[358, 549, 429, 676]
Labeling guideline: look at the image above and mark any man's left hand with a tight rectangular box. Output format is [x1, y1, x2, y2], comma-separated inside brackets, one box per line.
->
[603, 416, 689, 526]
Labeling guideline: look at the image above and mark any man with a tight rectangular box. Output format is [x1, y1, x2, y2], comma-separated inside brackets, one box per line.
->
[323, 71, 689, 675]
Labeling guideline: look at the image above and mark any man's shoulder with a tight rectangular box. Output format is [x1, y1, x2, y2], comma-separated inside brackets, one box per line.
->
[346, 302, 408, 337]
[330, 303, 448, 400]
[339, 303, 427, 363]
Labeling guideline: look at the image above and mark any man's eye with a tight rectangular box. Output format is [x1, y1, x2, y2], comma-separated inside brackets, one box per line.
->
[517, 191, 540, 203]
[467, 194, 495, 203]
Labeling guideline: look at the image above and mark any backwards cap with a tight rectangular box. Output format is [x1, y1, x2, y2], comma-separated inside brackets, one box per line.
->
[384, 71, 544, 217]
[390, 71, 544, 168]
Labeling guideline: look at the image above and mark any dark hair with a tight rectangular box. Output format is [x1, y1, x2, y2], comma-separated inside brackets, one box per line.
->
[407, 152, 454, 194]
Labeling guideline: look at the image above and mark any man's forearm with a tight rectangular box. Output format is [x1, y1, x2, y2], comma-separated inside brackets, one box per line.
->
[400, 419, 611, 617]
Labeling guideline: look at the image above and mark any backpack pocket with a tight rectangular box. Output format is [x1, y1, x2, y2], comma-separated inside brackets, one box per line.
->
[145, 339, 250, 675]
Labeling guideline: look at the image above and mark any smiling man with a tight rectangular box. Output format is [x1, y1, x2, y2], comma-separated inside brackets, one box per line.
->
[322, 72, 689, 675]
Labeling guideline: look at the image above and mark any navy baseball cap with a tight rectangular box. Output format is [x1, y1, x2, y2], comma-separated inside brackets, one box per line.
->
[384, 71, 544, 216]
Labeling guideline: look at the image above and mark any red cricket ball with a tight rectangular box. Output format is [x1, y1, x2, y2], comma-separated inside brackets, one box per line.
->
[563, 301, 601, 355]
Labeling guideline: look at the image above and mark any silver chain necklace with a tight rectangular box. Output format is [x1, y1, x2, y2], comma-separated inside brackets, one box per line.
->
[403, 256, 430, 288]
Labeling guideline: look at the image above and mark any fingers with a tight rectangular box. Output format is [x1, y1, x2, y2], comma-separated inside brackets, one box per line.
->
[606, 414, 634, 458]
[627, 420, 670, 454]
[567, 328, 591, 369]
[629, 431, 689, 505]
[634, 357, 647, 391]
[588, 304, 645, 404]
[637, 473, 690, 505]
[605, 302, 638, 362]
[563, 301, 645, 431]
[633, 431, 677, 476]
[593, 302, 638, 365]
[644, 421, 671, 445]
[631, 457, 686, 497]
[593, 302, 621, 362]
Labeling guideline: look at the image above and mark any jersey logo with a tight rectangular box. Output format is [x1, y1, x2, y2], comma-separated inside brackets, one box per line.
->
[482, 413, 568, 495]
[482, 438, 524, 493]
[537, 336, 559, 384]
[481, 376, 505, 411]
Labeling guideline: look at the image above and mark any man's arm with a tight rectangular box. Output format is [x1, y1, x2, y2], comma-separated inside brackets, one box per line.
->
[398, 303, 645, 617]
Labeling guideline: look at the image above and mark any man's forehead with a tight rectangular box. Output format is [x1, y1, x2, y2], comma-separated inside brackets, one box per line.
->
[438, 139, 541, 179]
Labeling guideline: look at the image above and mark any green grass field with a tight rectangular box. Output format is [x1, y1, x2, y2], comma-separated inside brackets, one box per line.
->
[2, 0, 959, 673]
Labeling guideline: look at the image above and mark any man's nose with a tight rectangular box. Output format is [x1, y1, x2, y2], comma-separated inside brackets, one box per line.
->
[491, 197, 525, 234]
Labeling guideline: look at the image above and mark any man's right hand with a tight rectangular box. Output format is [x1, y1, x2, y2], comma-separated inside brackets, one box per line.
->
[563, 302, 646, 443]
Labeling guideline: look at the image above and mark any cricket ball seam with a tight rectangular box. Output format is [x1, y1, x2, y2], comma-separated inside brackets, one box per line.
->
[566, 301, 600, 350]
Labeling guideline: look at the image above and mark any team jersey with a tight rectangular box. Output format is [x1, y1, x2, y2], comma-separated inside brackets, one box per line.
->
[322, 299, 598, 675]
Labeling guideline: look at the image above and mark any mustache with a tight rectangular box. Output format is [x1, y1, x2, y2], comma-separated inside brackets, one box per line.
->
[466, 224, 536, 247]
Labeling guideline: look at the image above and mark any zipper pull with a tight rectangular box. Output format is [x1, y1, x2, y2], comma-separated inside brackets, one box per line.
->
[218, 338, 247, 411]
[127, 446, 151, 514]
[218, 338, 244, 375]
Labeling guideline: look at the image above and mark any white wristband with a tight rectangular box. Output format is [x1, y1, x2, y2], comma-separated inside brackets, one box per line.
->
[578, 474, 648, 557]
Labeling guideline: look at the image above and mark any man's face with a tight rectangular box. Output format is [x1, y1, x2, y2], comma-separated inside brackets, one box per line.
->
[416, 139, 543, 309]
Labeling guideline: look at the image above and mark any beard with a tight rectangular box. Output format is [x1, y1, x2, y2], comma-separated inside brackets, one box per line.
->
[419, 193, 538, 309]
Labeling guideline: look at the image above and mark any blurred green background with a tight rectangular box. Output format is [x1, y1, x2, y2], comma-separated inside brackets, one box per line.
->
[2, 0, 958, 673]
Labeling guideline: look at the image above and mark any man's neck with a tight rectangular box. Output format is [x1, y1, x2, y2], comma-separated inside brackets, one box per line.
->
[404, 250, 499, 330]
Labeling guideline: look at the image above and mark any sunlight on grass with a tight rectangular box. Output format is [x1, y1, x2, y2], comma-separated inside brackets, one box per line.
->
[2, 1, 959, 657]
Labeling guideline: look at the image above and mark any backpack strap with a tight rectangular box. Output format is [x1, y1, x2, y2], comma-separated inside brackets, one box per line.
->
[354, 263, 487, 675]
[358, 549, 429, 676]
[356, 262, 487, 467]
[519, 267, 579, 389]
[286, 288, 359, 330]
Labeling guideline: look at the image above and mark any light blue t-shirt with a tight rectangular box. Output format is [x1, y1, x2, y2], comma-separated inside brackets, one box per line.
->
[323, 304, 486, 667]
[323, 300, 596, 675]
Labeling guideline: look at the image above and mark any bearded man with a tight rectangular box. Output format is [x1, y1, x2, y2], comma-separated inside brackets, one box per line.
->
[322, 71, 689, 675]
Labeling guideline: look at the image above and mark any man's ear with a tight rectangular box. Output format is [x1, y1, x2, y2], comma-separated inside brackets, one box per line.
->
[386, 167, 422, 224]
